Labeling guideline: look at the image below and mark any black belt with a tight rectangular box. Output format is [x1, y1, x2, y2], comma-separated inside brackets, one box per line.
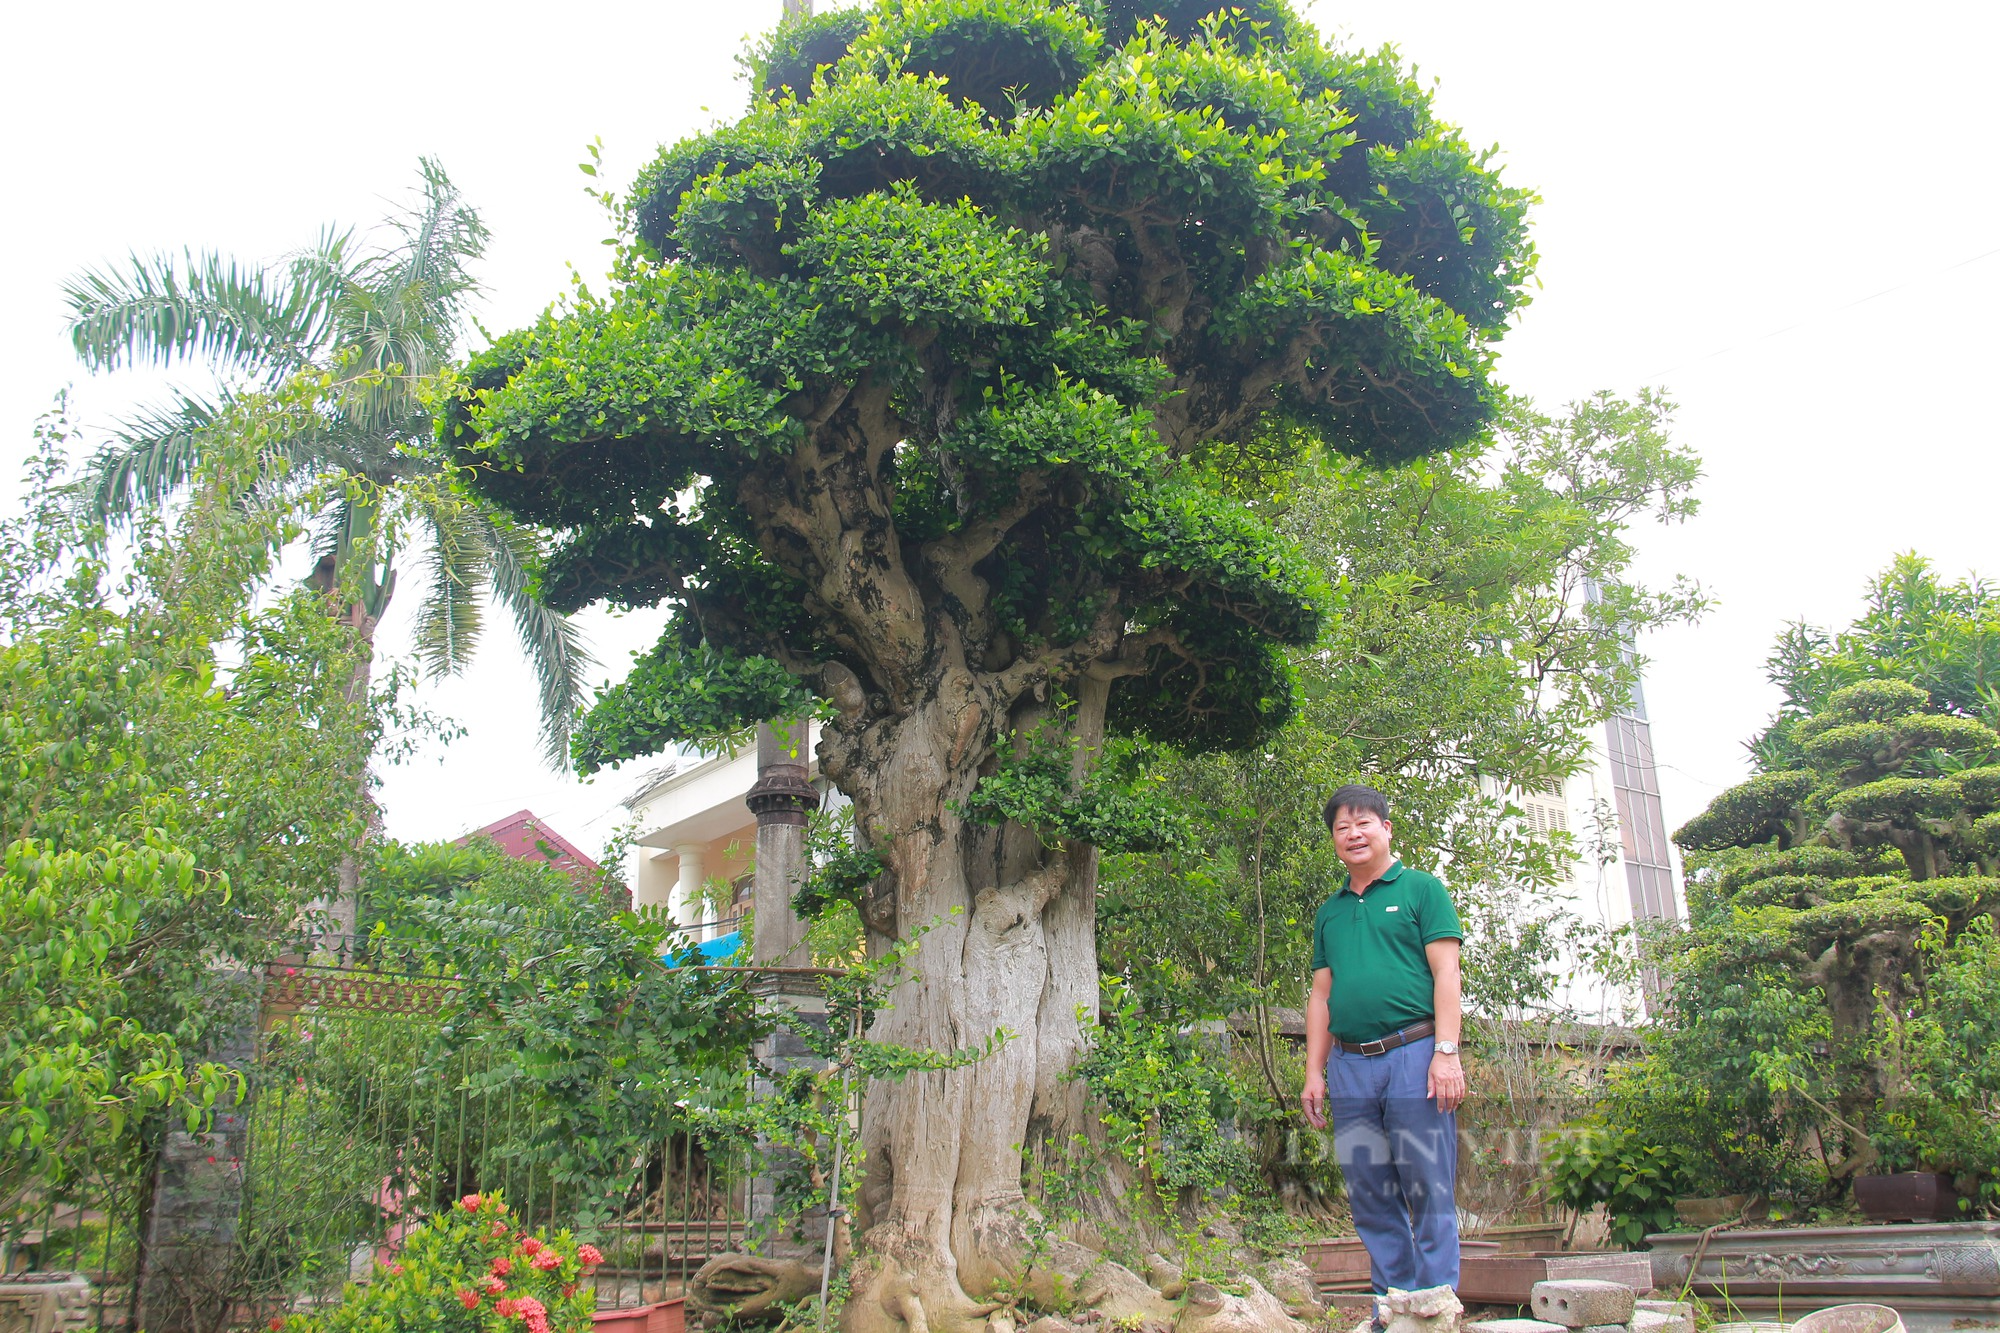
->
[1335, 1018, 1435, 1056]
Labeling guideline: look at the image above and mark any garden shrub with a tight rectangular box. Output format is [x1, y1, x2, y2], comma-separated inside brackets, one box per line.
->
[277, 1193, 601, 1333]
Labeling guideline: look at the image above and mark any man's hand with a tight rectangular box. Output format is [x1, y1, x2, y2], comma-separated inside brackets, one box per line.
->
[1301, 1072, 1328, 1129]
[1427, 1050, 1466, 1112]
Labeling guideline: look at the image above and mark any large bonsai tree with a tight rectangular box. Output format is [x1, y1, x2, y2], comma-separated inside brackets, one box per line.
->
[1670, 561, 2000, 1185]
[446, 1, 1532, 1325]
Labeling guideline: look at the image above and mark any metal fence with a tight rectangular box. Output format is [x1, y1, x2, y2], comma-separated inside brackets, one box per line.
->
[2, 945, 751, 1332]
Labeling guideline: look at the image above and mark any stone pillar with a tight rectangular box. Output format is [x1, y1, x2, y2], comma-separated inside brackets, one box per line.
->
[137, 1014, 256, 1333]
[673, 843, 707, 937]
[742, 720, 827, 1248]
[745, 720, 819, 967]
[744, 974, 832, 1257]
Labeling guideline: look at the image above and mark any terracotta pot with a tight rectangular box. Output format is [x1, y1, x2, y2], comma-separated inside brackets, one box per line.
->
[1467, 1222, 1568, 1254]
[591, 1297, 685, 1333]
[1790, 1304, 1906, 1333]
[1299, 1237, 1501, 1292]
[1854, 1172, 1960, 1223]
[1674, 1194, 1752, 1227]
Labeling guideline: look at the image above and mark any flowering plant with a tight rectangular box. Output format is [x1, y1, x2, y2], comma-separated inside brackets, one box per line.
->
[274, 1192, 600, 1333]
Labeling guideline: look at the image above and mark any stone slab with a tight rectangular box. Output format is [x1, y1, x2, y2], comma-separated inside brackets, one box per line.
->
[1531, 1279, 1636, 1328]
[1465, 1320, 1569, 1333]
[1646, 1221, 2000, 1300]
[1632, 1307, 1692, 1333]
[1459, 1254, 1651, 1306]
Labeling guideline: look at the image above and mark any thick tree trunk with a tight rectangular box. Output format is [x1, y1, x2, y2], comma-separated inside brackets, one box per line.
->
[818, 676, 1170, 1333]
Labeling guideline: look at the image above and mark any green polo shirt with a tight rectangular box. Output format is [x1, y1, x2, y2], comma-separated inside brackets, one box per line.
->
[1309, 860, 1462, 1044]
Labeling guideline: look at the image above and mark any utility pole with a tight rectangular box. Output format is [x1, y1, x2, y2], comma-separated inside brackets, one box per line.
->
[782, 0, 812, 19]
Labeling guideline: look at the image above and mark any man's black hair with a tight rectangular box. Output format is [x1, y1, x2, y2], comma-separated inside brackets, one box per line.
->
[1323, 783, 1390, 831]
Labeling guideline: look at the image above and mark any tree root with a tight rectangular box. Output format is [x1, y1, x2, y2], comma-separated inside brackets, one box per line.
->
[687, 1253, 821, 1325]
[1175, 1278, 1311, 1333]
[838, 1225, 1312, 1333]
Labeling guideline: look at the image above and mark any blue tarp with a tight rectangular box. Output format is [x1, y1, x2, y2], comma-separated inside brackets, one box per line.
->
[661, 931, 741, 967]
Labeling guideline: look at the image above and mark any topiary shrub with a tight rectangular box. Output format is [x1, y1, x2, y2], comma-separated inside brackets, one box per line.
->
[276, 1192, 601, 1333]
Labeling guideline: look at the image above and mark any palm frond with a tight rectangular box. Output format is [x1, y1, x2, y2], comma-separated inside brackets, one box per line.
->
[64, 247, 339, 378]
[411, 507, 487, 678]
[474, 508, 597, 770]
[68, 392, 220, 521]
[345, 159, 489, 371]
[308, 497, 359, 575]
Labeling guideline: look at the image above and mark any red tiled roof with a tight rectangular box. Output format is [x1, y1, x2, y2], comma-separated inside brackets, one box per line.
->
[461, 809, 603, 877]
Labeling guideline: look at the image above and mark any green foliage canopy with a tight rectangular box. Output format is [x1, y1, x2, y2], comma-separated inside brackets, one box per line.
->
[447, 0, 1536, 769]
[1097, 392, 1703, 1028]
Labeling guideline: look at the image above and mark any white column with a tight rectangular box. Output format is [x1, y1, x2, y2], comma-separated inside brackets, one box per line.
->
[633, 848, 676, 914]
[673, 842, 707, 937]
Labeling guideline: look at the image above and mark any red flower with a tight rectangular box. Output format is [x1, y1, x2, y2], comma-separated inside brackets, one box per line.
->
[490, 1221, 511, 1238]
[561, 1284, 577, 1298]
[530, 1250, 561, 1271]
[518, 1237, 543, 1256]
[480, 1275, 507, 1295]
[388, 1263, 404, 1277]
[460, 1193, 483, 1211]
[490, 1255, 513, 1276]
[457, 1290, 481, 1310]
[495, 1298, 520, 1317]
[269, 1319, 285, 1331]
[575, 1244, 603, 1267]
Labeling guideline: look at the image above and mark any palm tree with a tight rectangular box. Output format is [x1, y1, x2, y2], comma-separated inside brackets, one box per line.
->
[62, 159, 592, 771]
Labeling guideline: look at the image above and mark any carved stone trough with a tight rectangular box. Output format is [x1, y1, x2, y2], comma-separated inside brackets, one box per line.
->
[1646, 1222, 2000, 1333]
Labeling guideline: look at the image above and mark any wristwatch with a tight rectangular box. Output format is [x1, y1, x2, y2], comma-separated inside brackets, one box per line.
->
[1434, 1040, 1459, 1056]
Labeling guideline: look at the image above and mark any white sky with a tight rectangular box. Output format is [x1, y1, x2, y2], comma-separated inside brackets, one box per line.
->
[3, 0, 1995, 859]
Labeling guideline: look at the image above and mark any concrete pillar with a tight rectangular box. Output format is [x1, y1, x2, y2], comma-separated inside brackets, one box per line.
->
[673, 842, 707, 936]
[746, 720, 819, 966]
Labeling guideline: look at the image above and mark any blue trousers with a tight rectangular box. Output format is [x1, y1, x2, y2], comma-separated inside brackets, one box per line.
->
[1326, 1034, 1459, 1293]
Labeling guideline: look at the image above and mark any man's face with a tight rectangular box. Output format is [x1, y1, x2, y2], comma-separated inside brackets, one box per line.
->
[1330, 806, 1392, 870]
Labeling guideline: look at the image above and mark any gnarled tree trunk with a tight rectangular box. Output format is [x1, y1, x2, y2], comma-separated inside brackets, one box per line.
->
[815, 673, 1163, 1333]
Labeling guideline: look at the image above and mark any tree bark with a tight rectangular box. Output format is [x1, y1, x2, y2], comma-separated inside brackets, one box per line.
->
[817, 673, 1166, 1333]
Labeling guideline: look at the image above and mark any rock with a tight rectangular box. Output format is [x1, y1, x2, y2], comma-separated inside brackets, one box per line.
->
[1261, 1256, 1327, 1320]
[1021, 1319, 1080, 1333]
[1633, 1308, 1692, 1333]
[1176, 1278, 1309, 1333]
[1386, 1286, 1463, 1319]
[990, 1314, 1018, 1333]
[1575, 1325, 1628, 1333]
[1145, 1253, 1188, 1299]
[1383, 1284, 1463, 1333]
[1465, 1321, 1569, 1333]
[1531, 1280, 1637, 1329]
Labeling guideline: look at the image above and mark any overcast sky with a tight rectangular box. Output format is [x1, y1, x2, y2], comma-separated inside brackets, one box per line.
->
[3, 0, 1995, 857]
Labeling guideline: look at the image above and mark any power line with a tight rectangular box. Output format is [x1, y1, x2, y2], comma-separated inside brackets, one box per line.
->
[1646, 242, 2000, 381]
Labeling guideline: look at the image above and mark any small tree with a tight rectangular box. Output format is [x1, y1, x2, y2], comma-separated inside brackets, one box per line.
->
[0, 405, 382, 1231]
[448, 2, 1533, 1323]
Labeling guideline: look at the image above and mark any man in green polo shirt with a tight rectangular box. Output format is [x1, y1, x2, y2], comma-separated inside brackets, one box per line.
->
[1300, 783, 1466, 1300]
